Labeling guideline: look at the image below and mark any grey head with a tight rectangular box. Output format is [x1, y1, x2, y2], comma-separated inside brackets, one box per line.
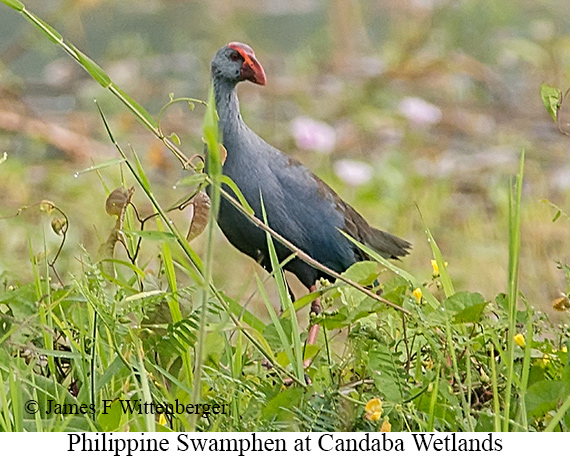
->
[211, 42, 266, 86]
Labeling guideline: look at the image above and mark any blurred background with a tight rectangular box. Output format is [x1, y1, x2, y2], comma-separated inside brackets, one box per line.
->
[1, 0, 570, 317]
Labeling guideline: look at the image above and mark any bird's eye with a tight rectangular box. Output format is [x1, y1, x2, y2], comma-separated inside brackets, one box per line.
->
[230, 52, 240, 62]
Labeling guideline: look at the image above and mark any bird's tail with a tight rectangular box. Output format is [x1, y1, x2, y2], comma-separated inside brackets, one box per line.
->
[366, 228, 411, 260]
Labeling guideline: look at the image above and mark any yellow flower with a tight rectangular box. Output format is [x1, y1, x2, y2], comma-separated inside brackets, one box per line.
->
[412, 288, 423, 304]
[431, 259, 439, 276]
[514, 333, 526, 348]
[431, 259, 448, 276]
[380, 419, 392, 432]
[158, 413, 167, 426]
[562, 346, 568, 353]
[365, 398, 383, 422]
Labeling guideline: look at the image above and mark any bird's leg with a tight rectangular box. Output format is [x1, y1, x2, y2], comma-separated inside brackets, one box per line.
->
[309, 284, 323, 315]
[304, 284, 322, 369]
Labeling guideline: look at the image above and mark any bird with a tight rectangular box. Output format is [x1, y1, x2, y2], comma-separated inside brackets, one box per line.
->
[209, 42, 411, 341]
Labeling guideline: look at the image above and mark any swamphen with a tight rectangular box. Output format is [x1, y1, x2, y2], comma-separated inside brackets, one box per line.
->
[210, 42, 411, 349]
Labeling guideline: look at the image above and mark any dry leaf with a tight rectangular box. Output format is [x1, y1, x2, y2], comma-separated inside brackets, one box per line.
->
[105, 186, 133, 217]
[186, 191, 211, 241]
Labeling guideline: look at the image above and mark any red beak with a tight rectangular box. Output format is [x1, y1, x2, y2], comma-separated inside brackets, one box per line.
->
[228, 42, 267, 86]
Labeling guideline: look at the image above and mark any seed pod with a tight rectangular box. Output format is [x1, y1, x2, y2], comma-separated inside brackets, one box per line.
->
[39, 200, 56, 215]
[105, 187, 130, 217]
[51, 217, 67, 235]
[186, 191, 211, 241]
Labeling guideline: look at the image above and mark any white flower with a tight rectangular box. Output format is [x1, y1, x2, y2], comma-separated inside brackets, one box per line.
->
[333, 159, 373, 186]
[398, 97, 442, 126]
[290, 116, 336, 154]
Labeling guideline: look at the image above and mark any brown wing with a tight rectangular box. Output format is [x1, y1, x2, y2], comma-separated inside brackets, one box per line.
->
[308, 169, 411, 260]
[341, 202, 411, 260]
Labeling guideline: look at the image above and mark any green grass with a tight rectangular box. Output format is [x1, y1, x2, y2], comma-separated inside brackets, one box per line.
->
[0, 0, 570, 433]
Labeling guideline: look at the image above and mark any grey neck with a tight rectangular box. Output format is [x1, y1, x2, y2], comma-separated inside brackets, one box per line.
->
[213, 78, 243, 137]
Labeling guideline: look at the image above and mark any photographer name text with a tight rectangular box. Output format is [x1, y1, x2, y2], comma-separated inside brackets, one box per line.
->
[35, 399, 228, 418]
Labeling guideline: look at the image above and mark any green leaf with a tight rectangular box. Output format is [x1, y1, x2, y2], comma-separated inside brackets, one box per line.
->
[98, 258, 146, 279]
[545, 395, 570, 432]
[0, 284, 37, 319]
[281, 289, 323, 317]
[223, 292, 266, 334]
[369, 345, 405, 402]
[319, 297, 383, 330]
[128, 145, 152, 191]
[29, 14, 62, 44]
[75, 48, 112, 88]
[125, 230, 176, 242]
[95, 356, 128, 392]
[526, 380, 565, 418]
[256, 275, 296, 369]
[1, 0, 24, 11]
[170, 132, 181, 146]
[241, 327, 276, 361]
[177, 173, 207, 188]
[421, 215, 454, 298]
[261, 387, 304, 423]
[452, 301, 488, 323]
[442, 292, 488, 323]
[98, 399, 127, 432]
[220, 175, 254, 215]
[341, 261, 380, 286]
[202, 85, 222, 225]
[203, 89, 221, 181]
[75, 157, 126, 175]
[382, 276, 410, 305]
[541, 84, 562, 122]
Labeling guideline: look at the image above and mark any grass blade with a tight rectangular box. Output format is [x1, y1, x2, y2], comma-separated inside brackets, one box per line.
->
[190, 85, 222, 429]
[503, 150, 525, 431]
[260, 194, 305, 383]
[255, 275, 296, 371]
[419, 211, 454, 298]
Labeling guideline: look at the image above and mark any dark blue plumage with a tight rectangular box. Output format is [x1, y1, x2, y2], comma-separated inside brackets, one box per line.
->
[210, 43, 411, 289]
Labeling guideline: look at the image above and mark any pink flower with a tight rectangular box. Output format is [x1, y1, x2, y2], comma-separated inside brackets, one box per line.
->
[398, 97, 442, 126]
[290, 116, 336, 154]
[333, 159, 374, 186]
